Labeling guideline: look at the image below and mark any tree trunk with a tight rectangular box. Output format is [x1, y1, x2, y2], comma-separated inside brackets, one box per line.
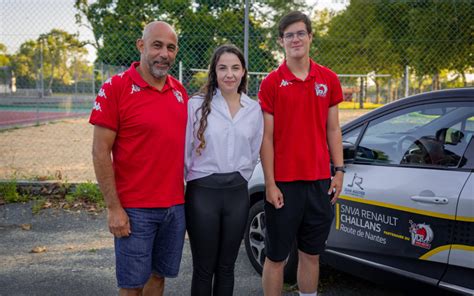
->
[391, 81, 401, 101]
[417, 76, 423, 94]
[432, 72, 439, 90]
[375, 79, 380, 104]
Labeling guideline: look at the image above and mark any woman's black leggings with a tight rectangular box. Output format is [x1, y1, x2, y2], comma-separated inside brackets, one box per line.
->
[185, 172, 249, 296]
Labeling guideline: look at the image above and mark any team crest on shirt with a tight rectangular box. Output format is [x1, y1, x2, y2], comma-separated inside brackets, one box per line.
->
[315, 83, 328, 97]
[173, 89, 184, 103]
[279, 79, 292, 87]
[97, 88, 107, 99]
[131, 84, 141, 94]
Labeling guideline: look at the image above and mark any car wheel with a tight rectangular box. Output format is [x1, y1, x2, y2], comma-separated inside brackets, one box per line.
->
[244, 199, 298, 284]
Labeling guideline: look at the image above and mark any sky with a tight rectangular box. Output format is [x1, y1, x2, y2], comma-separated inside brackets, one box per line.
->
[0, 0, 349, 60]
[1, 0, 95, 55]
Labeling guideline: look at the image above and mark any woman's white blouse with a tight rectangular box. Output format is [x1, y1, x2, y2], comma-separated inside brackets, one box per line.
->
[185, 89, 264, 182]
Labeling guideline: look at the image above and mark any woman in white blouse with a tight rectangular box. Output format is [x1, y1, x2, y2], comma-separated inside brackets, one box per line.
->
[184, 44, 263, 296]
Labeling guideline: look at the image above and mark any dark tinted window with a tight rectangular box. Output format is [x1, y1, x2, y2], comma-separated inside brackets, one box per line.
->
[460, 137, 474, 169]
[355, 102, 474, 168]
[343, 126, 363, 145]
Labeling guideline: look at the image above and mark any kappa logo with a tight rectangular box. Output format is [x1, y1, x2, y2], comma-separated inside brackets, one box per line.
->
[97, 88, 107, 99]
[173, 89, 184, 103]
[409, 220, 434, 249]
[92, 101, 102, 112]
[118, 72, 125, 78]
[279, 79, 292, 87]
[315, 83, 328, 97]
[131, 84, 141, 94]
[104, 77, 112, 85]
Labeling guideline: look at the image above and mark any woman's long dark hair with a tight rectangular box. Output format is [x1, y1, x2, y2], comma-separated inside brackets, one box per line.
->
[195, 44, 248, 155]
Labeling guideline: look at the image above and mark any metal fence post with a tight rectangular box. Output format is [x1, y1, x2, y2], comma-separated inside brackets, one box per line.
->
[244, 0, 249, 68]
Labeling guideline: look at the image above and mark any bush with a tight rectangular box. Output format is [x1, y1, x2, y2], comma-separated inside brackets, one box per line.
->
[32, 198, 46, 214]
[0, 180, 20, 203]
[72, 182, 104, 207]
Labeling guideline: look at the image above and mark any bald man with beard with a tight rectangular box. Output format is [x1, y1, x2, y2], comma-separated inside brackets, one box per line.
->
[90, 21, 189, 296]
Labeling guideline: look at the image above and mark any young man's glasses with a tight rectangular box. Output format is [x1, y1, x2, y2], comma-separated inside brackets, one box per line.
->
[283, 30, 309, 42]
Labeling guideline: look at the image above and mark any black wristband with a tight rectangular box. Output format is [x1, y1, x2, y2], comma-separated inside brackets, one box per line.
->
[334, 166, 346, 173]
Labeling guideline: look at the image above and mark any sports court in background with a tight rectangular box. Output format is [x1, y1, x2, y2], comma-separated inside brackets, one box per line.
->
[0, 95, 92, 129]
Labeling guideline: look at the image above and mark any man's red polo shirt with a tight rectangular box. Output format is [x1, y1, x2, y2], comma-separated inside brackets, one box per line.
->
[258, 59, 343, 182]
[89, 62, 188, 208]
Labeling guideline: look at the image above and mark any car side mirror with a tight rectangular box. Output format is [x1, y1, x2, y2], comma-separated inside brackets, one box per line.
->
[343, 141, 355, 164]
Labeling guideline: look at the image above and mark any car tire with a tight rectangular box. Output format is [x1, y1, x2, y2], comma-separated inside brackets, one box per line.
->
[244, 199, 298, 284]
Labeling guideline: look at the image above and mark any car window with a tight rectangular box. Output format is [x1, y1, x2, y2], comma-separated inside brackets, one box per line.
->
[343, 126, 362, 145]
[463, 116, 474, 143]
[355, 102, 474, 168]
[460, 130, 474, 169]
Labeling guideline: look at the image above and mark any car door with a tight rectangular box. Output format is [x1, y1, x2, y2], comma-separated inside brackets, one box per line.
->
[439, 121, 474, 295]
[327, 100, 474, 286]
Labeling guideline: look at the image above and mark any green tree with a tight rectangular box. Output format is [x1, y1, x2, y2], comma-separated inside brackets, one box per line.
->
[38, 29, 88, 93]
[75, 0, 189, 66]
[10, 40, 38, 88]
[377, 0, 471, 92]
[180, 1, 308, 92]
[440, 1, 472, 87]
[11, 30, 89, 92]
[314, 1, 400, 104]
[428, 2, 470, 90]
[316, 1, 400, 75]
[0, 43, 10, 66]
[74, 0, 307, 95]
[315, 0, 471, 100]
[0, 43, 12, 89]
[74, 0, 306, 69]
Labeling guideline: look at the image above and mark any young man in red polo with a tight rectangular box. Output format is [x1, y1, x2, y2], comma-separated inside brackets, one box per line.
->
[90, 21, 188, 296]
[258, 11, 345, 296]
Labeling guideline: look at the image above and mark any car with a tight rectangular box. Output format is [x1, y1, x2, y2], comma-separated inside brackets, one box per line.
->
[244, 88, 474, 294]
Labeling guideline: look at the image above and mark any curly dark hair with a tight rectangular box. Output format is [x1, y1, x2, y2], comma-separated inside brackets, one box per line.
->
[195, 44, 248, 155]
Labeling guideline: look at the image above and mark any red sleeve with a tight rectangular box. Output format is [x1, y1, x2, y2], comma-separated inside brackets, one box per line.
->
[329, 72, 343, 107]
[89, 76, 119, 131]
[258, 74, 275, 114]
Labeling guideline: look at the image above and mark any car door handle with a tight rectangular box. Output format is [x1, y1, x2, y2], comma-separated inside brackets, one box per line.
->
[410, 196, 449, 204]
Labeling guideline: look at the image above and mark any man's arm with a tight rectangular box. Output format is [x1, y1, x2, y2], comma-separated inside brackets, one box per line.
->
[327, 105, 344, 204]
[260, 112, 284, 209]
[92, 125, 130, 237]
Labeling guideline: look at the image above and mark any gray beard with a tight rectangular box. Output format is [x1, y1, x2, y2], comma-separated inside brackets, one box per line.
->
[148, 60, 170, 79]
[150, 67, 168, 79]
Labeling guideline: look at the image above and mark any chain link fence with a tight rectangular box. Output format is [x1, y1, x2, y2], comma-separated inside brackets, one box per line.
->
[0, 0, 472, 181]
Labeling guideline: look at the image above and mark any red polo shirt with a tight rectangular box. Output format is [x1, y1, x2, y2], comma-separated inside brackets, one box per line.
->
[258, 59, 343, 182]
[89, 62, 188, 208]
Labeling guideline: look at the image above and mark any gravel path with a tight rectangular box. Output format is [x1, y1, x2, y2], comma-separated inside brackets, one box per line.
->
[0, 110, 369, 182]
[0, 202, 407, 296]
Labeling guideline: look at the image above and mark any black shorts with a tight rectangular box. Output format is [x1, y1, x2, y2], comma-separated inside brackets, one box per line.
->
[264, 179, 334, 262]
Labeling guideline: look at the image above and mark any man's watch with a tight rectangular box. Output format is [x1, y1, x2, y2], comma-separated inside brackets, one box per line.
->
[334, 166, 346, 173]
